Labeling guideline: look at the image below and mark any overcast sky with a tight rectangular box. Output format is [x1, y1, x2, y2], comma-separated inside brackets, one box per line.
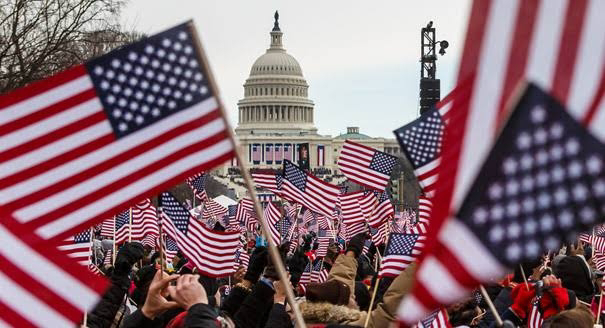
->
[120, 1, 471, 138]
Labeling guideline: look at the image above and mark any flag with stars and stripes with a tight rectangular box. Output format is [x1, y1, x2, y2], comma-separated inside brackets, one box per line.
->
[114, 210, 131, 244]
[378, 232, 425, 278]
[0, 22, 235, 244]
[159, 192, 240, 277]
[130, 199, 160, 240]
[337, 140, 398, 191]
[316, 230, 333, 257]
[277, 218, 292, 243]
[235, 198, 254, 223]
[0, 217, 108, 327]
[340, 191, 368, 228]
[310, 260, 329, 283]
[281, 160, 339, 217]
[187, 172, 208, 202]
[252, 170, 282, 196]
[415, 308, 451, 328]
[394, 95, 452, 197]
[399, 84, 605, 322]
[528, 295, 543, 328]
[233, 248, 250, 271]
[368, 191, 394, 228]
[298, 262, 312, 286]
[370, 223, 389, 246]
[57, 229, 93, 266]
[202, 198, 228, 219]
[579, 233, 605, 252]
[264, 202, 282, 246]
[100, 217, 115, 238]
[159, 234, 179, 262]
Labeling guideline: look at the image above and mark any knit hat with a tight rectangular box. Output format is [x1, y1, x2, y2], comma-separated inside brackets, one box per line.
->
[554, 256, 594, 303]
[305, 280, 350, 305]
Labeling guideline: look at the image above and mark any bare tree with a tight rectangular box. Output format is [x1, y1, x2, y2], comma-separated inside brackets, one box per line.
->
[0, 0, 141, 93]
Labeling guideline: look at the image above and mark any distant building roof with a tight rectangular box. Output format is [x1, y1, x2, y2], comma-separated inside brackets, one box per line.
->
[334, 127, 372, 140]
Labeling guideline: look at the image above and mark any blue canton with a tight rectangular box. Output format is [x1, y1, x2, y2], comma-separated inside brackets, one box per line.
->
[190, 174, 207, 192]
[283, 160, 307, 191]
[420, 309, 440, 328]
[385, 233, 419, 256]
[160, 192, 191, 235]
[115, 210, 130, 230]
[166, 235, 179, 251]
[74, 230, 91, 244]
[394, 107, 444, 168]
[369, 151, 398, 175]
[457, 84, 605, 267]
[87, 23, 212, 138]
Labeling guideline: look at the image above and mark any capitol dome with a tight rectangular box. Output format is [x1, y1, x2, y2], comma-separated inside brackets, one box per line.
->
[235, 11, 316, 136]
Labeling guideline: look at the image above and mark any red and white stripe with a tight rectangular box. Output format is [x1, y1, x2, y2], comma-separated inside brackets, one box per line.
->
[161, 212, 240, 277]
[0, 65, 234, 242]
[340, 192, 367, 226]
[0, 221, 107, 327]
[369, 193, 394, 228]
[337, 140, 393, 191]
[57, 234, 92, 266]
[415, 197, 432, 234]
[100, 217, 114, 238]
[252, 172, 281, 195]
[378, 234, 426, 278]
[371, 222, 389, 246]
[400, 0, 605, 322]
[236, 198, 254, 223]
[264, 202, 282, 246]
[281, 165, 339, 217]
[416, 308, 451, 328]
[130, 199, 160, 240]
[528, 299, 543, 328]
[202, 198, 228, 219]
[579, 233, 605, 252]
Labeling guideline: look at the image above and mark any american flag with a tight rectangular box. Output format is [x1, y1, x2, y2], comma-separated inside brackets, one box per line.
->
[286, 203, 301, 220]
[394, 94, 453, 197]
[0, 219, 109, 327]
[317, 214, 331, 230]
[245, 215, 258, 235]
[266, 144, 274, 164]
[369, 191, 394, 228]
[528, 295, 543, 328]
[311, 260, 329, 283]
[202, 198, 228, 219]
[252, 171, 282, 195]
[340, 191, 367, 227]
[252, 144, 261, 164]
[316, 230, 332, 257]
[302, 209, 314, 225]
[275, 144, 283, 163]
[235, 198, 254, 223]
[288, 231, 300, 254]
[337, 140, 398, 191]
[141, 233, 157, 248]
[417, 196, 432, 231]
[370, 223, 388, 246]
[399, 84, 605, 322]
[233, 248, 250, 271]
[159, 192, 240, 277]
[0, 22, 234, 242]
[579, 233, 605, 252]
[298, 262, 312, 286]
[103, 248, 113, 266]
[277, 218, 292, 243]
[415, 308, 451, 328]
[281, 160, 339, 217]
[100, 217, 114, 237]
[264, 202, 282, 246]
[284, 144, 293, 162]
[594, 251, 605, 271]
[163, 234, 179, 262]
[114, 209, 131, 244]
[187, 172, 208, 202]
[58, 229, 92, 266]
[130, 198, 160, 240]
[378, 233, 425, 278]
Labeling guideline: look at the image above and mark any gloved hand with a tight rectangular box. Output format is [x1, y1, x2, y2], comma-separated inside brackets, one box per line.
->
[114, 242, 145, 275]
[510, 283, 536, 320]
[346, 233, 368, 258]
[244, 246, 268, 283]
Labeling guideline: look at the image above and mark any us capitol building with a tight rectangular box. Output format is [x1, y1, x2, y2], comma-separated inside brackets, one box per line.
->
[228, 12, 401, 173]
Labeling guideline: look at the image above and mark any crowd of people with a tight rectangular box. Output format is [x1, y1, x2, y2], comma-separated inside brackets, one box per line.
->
[86, 232, 604, 328]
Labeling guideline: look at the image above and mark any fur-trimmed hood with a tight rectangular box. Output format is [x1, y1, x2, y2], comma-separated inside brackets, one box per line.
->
[299, 301, 365, 324]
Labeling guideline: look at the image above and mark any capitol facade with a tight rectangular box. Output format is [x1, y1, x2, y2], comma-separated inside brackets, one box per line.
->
[231, 12, 401, 172]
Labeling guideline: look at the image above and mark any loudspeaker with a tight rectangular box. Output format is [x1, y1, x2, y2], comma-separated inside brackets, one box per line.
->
[419, 78, 440, 115]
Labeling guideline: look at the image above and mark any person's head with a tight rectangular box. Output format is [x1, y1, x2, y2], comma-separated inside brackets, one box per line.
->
[513, 258, 542, 283]
[547, 304, 593, 328]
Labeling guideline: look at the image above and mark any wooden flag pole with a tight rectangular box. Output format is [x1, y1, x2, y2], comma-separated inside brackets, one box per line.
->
[597, 290, 604, 325]
[519, 264, 530, 291]
[157, 205, 165, 272]
[187, 21, 306, 328]
[480, 285, 503, 327]
[112, 215, 117, 265]
[364, 277, 381, 328]
[128, 207, 132, 243]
